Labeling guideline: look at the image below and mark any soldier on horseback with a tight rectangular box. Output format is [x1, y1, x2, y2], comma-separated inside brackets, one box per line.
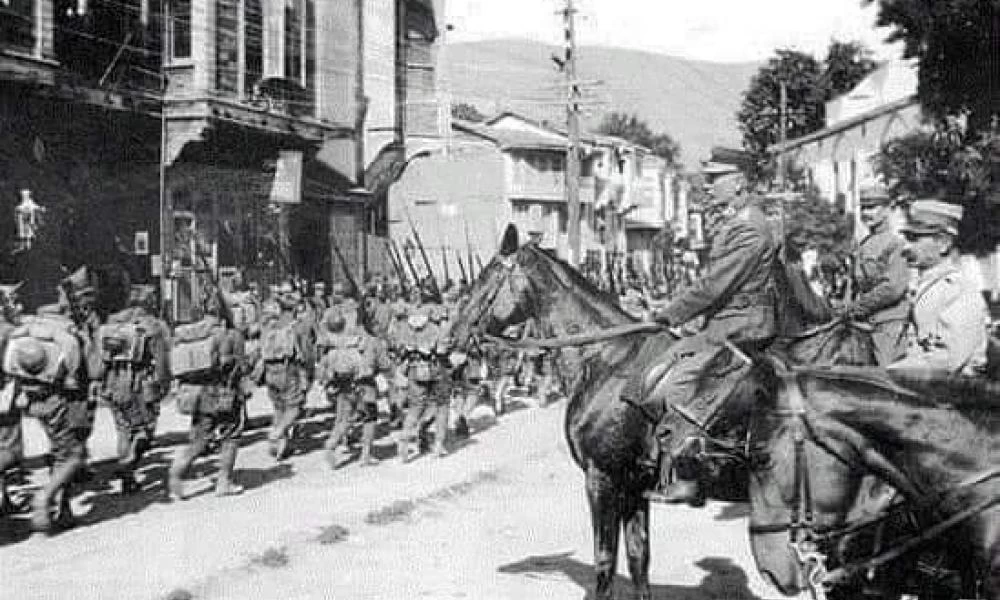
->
[632, 174, 780, 506]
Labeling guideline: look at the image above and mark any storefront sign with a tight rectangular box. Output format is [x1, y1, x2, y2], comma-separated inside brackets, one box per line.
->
[270, 150, 303, 204]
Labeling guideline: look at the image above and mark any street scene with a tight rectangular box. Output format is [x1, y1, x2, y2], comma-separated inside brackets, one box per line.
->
[0, 0, 999, 599]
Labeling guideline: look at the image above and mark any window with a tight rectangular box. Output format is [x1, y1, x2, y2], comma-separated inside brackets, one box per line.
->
[244, 0, 263, 96]
[216, 0, 240, 93]
[1, 0, 35, 53]
[283, 0, 302, 81]
[167, 0, 191, 61]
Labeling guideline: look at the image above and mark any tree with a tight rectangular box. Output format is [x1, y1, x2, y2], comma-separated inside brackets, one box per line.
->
[865, 0, 1000, 133]
[821, 40, 878, 99]
[737, 43, 878, 185]
[451, 102, 486, 123]
[595, 112, 681, 166]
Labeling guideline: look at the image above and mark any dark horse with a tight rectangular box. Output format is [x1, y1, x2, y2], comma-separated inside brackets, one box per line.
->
[449, 228, 871, 600]
[748, 363, 1000, 600]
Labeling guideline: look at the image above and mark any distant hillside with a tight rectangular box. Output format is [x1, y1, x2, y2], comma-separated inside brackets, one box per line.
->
[444, 39, 760, 167]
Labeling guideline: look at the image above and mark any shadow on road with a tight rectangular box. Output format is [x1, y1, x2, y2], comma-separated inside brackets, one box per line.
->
[499, 551, 762, 600]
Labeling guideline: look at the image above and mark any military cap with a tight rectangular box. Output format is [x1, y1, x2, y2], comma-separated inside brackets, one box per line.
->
[859, 184, 892, 208]
[900, 199, 964, 237]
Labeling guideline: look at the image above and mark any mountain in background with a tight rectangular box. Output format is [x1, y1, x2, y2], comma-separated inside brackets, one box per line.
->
[444, 39, 760, 168]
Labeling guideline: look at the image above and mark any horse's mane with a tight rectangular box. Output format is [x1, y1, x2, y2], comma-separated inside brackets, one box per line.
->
[796, 365, 1000, 414]
[518, 244, 631, 319]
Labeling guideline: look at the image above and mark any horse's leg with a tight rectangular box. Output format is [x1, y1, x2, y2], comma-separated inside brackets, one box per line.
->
[587, 465, 622, 600]
[621, 490, 651, 600]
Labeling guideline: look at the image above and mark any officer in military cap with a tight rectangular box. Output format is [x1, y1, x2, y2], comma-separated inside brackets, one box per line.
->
[841, 185, 910, 364]
[890, 199, 988, 375]
[636, 175, 780, 506]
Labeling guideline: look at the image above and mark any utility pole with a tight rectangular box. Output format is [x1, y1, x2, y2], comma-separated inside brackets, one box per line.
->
[778, 80, 788, 191]
[562, 0, 582, 267]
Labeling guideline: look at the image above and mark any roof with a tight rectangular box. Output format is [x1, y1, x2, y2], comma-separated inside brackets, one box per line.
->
[454, 118, 568, 152]
[771, 95, 918, 154]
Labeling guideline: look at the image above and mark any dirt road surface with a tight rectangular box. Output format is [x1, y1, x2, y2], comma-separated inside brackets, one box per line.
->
[1, 393, 801, 600]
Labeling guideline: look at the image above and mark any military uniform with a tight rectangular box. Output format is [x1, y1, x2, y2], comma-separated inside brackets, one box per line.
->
[396, 300, 452, 461]
[637, 193, 779, 504]
[98, 301, 171, 493]
[0, 289, 22, 514]
[845, 188, 910, 364]
[254, 293, 315, 459]
[3, 307, 91, 532]
[893, 261, 988, 375]
[318, 310, 392, 467]
[168, 317, 250, 499]
[890, 200, 988, 376]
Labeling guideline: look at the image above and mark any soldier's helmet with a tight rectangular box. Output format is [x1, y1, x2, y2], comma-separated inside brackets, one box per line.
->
[15, 338, 48, 376]
[323, 309, 346, 333]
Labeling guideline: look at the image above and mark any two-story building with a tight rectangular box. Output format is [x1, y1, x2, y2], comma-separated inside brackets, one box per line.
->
[0, 0, 445, 315]
[388, 111, 679, 286]
[0, 0, 164, 309]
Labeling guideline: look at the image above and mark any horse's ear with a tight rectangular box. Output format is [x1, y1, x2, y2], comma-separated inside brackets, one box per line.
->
[499, 224, 520, 256]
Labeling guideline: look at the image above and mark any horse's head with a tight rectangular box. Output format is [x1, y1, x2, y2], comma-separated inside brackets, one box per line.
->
[448, 224, 629, 347]
[745, 360, 875, 596]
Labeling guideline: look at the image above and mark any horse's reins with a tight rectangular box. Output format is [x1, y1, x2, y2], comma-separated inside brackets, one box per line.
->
[749, 369, 1000, 597]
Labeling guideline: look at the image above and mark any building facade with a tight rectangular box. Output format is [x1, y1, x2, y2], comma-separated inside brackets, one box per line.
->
[388, 111, 679, 285]
[0, 0, 444, 317]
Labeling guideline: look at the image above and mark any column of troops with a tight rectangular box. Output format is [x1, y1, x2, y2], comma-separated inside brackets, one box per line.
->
[0, 271, 561, 536]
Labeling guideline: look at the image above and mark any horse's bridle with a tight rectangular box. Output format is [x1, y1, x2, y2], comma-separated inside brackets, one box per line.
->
[747, 366, 1000, 600]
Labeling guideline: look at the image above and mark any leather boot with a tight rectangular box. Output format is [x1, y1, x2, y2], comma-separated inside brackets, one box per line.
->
[432, 405, 449, 457]
[396, 437, 411, 463]
[120, 472, 141, 496]
[214, 441, 243, 496]
[359, 422, 379, 466]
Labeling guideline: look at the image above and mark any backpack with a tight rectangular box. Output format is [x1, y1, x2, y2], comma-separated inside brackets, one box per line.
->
[260, 323, 299, 363]
[323, 334, 365, 381]
[2, 315, 83, 389]
[98, 309, 161, 368]
[228, 292, 258, 330]
[171, 318, 225, 380]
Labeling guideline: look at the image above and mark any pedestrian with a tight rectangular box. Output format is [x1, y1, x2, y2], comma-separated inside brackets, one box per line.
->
[395, 288, 451, 461]
[317, 309, 392, 468]
[252, 284, 314, 459]
[96, 285, 171, 495]
[0, 283, 24, 515]
[2, 297, 91, 533]
[167, 294, 250, 499]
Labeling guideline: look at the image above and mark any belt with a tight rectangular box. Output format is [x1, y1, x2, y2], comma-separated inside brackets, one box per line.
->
[726, 291, 775, 310]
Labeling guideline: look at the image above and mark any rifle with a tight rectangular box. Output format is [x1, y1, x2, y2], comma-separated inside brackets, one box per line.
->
[474, 253, 484, 274]
[385, 238, 409, 296]
[440, 244, 451, 290]
[463, 218, 476, 281]
[404, 208, 442, 303]
[329, 231, 361, 300]
[401, 241, 422, 291]
[455, 249, 468, 285]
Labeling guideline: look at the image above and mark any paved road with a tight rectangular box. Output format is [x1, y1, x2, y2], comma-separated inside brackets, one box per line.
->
[1, 394, 798, 600]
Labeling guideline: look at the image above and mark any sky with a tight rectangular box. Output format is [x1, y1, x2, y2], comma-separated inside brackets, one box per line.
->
[445, 0, 904, 63]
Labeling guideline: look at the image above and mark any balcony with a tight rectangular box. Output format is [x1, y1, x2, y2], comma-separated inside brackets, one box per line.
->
[509, 174, 596, 204]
